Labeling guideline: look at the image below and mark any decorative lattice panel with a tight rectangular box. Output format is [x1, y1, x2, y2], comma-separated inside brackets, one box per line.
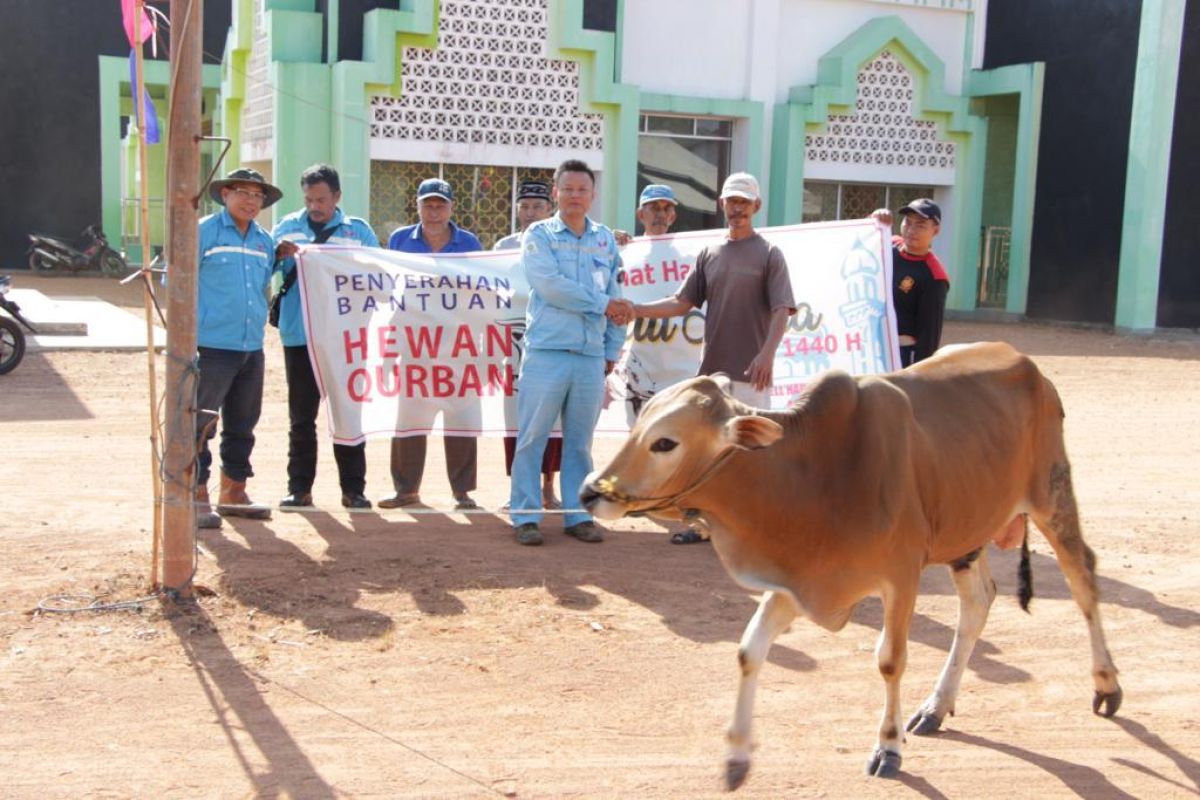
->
[369, 0, 604, 152]
[804, 50, 955, 171]
[370, 163, 556, 249]
[370, 161, 440, 244]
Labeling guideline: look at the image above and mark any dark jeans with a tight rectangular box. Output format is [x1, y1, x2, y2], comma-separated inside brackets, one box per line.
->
[899, 345, 918, 367]
[196, 347, 264, 485]
[284, 345, 366, 495]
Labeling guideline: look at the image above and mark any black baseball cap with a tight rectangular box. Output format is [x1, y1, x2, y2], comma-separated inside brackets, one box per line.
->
[516, 180, 551, 202]
[897, 198, 941, 224]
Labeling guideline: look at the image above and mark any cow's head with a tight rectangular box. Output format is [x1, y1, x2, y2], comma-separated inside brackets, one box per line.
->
[581, 375, 783, 520]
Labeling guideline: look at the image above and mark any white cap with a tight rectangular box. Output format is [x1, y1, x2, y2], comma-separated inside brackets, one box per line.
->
[719, 172, 760, 201]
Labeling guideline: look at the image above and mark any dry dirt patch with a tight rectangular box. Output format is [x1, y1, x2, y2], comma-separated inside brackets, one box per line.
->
[1, 277, 1198, 798]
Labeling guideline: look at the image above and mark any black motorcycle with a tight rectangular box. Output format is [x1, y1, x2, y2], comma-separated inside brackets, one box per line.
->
[0, 275, 37, 375]
[27, 224, 127, 277]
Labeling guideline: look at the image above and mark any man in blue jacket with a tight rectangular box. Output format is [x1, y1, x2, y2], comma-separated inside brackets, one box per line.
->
[272, 164, 379, 511]
[509, 159, 631, 546]
[383, 178, 484, 510]
[194, 168, 282, 529]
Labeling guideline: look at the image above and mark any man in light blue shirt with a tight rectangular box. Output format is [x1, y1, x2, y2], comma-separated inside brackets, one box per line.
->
[509, 159, 631, 546]
[494, 180, 562, 509]
[382, 178, 483, 510]
[272, 164, 379, 512]
[194, 168, 281, 528]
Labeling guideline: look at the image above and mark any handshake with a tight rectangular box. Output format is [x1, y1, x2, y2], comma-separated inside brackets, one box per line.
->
[605, 298, 638, 326]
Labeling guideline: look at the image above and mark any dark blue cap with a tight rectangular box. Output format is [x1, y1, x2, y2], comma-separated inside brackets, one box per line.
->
[897, 198, 941, 224]
[417, 178, 453, 202]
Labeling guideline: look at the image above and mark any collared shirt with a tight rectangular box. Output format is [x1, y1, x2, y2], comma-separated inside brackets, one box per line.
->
[493, 231, 522, 251]
[273, 207, 379, 346]
[386, 221, 482, 254]
[520, 212, 625, 361]
[196, 208, 277, 351]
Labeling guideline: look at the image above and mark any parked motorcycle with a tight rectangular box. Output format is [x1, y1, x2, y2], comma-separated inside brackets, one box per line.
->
[27, 224, 127, 277]
[0, 275, 38, 375]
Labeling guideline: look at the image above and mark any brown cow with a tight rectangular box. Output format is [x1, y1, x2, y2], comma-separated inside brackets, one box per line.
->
[581, 342, 1121, 786]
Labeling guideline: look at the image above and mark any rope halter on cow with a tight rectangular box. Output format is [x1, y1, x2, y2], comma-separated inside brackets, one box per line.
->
[591, 446, 740, 518]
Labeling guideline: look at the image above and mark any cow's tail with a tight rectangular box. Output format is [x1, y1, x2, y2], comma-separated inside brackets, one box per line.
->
[1017, 515, 1033, 612]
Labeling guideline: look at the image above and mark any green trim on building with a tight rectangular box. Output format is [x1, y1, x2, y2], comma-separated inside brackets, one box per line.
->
[770, 16, 986, 310]
[549, 0, 639, 231]
[213, 0, 438, 219]
[1116, 0, 1186, 330]
[331, 0, 439, 217]
[966, 62, 1044, 315]
[98, 56, 221, 263]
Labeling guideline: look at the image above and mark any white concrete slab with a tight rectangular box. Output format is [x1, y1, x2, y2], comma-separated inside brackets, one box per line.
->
[6, 289, 165, 351]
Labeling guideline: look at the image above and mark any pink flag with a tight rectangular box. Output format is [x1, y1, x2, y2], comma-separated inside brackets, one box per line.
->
[121, 0, 153, 48]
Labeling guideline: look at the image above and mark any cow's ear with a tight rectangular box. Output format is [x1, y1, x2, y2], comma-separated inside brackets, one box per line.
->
[709, 373, 734, 397]
[724, 415, 783, 450]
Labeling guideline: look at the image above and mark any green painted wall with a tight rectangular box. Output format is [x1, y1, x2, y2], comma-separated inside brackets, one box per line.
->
[1116, 0, 1186, 330]
[978, 94, 1017, 229]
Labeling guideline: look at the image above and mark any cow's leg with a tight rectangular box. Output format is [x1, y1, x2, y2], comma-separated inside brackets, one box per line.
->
[726, 590, 797, 791]
[907, 549, 996, 735]
[867, 579, 918, 778]
[1031, 462, 1122, 717]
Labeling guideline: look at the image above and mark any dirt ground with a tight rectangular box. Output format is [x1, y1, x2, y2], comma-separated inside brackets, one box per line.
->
[1, 275, 1198, 799]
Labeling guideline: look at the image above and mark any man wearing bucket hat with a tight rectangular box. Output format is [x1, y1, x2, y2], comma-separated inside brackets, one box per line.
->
[382, 178, 483, 511]
[628, 172, 795, 544]
[192, 167, 283, 528]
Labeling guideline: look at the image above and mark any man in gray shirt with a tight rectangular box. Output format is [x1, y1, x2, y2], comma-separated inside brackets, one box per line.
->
[629, 172, 795, 544]
[631, 172, 794, 407]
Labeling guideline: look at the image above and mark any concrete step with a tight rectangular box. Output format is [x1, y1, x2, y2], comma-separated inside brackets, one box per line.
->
[5, 289, 164, 351]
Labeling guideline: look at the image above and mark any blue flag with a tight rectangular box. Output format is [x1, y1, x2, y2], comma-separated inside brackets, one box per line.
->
[128, 50, 160, 144]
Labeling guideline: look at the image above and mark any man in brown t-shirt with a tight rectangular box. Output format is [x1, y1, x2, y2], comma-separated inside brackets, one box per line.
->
[629, 172, 795, 542]
[631, 172, 795, 407]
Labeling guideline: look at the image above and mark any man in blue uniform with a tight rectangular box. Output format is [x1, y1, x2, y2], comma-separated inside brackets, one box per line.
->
[383, 178, 483, 510]
[509, 159, 631, 546]
[193, 168, 282, 529]
[272, 164, 379, 511]
[494, 180, 562, 509]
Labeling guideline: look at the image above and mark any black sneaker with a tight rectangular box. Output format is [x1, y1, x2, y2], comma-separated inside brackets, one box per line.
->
[514, 522, 543, 546]
[563, 521, 603, 543]
[341, 492, 372, 509]
[280, 492, 313, 511]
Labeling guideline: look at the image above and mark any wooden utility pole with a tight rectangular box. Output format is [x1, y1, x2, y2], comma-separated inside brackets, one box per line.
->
[161, 0, 204, 594]
[131, 0, 164, 589]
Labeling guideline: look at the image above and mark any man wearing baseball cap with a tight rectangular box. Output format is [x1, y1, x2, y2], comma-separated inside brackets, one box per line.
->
[192, 167, 283, 528]
[383, 178, 483, 510]
[891, 198, 949, 366]
[637, 184, 678, 236]
[628, 171, 796, 543]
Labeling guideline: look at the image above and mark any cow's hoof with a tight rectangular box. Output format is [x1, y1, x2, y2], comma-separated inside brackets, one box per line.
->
[905, 709, 944, 736]
[725, 758, 750, 791]
[1092, 686, 1122, 718]
[865, 747, 902, 778]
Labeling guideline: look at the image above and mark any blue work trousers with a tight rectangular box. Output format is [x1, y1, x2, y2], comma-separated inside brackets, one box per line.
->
[509, 349, 605, 527]
[196, 347, 265, 485]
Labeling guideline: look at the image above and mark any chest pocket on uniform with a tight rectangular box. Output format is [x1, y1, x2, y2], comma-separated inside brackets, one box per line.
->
[592, 256, 609, 290]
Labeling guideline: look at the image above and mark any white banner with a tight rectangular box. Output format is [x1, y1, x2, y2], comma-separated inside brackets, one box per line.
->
[297, 220, 898, 444]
